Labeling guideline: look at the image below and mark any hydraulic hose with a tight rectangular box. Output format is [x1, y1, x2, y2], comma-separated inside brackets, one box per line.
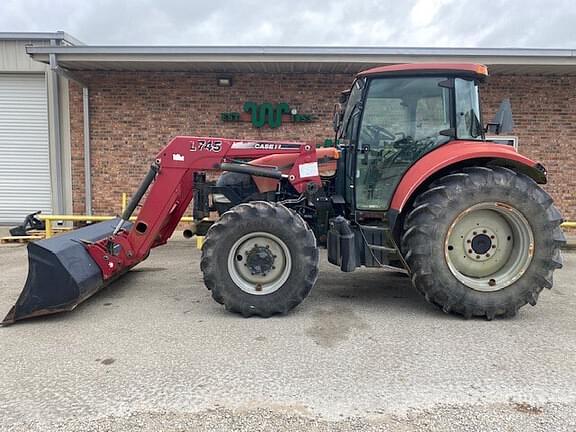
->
[113, 162, 160, 235]
[219, 162, 286, 180]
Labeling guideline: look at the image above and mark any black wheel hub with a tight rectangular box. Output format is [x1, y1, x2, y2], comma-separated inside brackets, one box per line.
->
[471, 234, 492, 255]
[245, 245, 275, 276]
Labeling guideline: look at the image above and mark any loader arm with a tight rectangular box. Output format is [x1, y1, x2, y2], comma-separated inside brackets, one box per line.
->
[2, 136, 322, 324]
[86, 136, 322, 281]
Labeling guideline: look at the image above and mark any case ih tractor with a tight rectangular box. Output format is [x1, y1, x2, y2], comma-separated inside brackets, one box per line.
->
[3, 63, 565, 325]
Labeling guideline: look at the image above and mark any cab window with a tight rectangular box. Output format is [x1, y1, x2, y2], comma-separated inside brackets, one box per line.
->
[455, 78, 483, 140]
[356, 77, 451, 210]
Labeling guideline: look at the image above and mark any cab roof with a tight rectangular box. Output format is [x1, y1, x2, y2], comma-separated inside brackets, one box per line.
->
[357, 63, 488, 79]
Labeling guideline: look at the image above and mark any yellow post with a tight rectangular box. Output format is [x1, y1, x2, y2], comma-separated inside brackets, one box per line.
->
[45, 219, 53, 239]
[562, 222, 576, 229]
[121, 192, 128, 213]
[196, 236, 204, 249]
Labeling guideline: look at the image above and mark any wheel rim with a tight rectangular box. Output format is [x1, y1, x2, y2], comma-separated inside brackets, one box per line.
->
[444, 202, 534, 292]
[227, 232, 292, 295]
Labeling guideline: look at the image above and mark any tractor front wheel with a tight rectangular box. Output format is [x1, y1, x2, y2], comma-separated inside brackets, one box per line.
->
[401, 166, 565, 319]
[201, 201, 319, 317]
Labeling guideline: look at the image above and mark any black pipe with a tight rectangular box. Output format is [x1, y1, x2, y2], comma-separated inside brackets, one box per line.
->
[122, 162, 159, 220]
[113, 162, 159, 235]
[219, 162, 285, 180]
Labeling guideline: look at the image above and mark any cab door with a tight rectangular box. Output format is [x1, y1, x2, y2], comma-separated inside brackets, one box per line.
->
[355, 77, 452, 211]
[337, 77, 366, 205]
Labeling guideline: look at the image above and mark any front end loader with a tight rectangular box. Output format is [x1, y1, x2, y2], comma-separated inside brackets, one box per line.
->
[3, 63, 565, 325]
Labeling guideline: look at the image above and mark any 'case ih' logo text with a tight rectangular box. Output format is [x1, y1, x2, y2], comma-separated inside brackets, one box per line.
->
[254, 143, 281, 150]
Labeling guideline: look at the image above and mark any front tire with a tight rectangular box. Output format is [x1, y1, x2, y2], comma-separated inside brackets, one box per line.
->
[200, 201, 319, 317]
[401, 166, 565, 319]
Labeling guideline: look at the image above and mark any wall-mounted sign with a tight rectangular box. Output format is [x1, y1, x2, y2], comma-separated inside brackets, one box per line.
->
[221, 101, 314, 129]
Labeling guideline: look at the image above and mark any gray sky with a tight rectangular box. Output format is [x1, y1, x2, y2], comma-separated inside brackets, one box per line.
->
[1, 0, 575, 47]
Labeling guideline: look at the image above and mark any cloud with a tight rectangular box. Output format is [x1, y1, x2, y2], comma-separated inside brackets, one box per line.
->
[409, 0, 454, 27]
[0, 0, 574, 48]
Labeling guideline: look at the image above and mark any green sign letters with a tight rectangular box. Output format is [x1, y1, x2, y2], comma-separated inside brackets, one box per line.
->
[221, 101, 313, 128]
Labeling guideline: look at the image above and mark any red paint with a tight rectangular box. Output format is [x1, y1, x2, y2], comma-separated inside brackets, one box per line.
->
[86, 136, 323, 281]
[250, 147, 339, 192]
[87, 232, 133, 280]
[358, 63, 488, 78]
[389, 140, 540, 212]
[84, 135, 538, 283]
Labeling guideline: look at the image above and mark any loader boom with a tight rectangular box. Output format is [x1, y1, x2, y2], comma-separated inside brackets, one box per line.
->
[86, 136, 322, 281]
[2, 135, 330, 325]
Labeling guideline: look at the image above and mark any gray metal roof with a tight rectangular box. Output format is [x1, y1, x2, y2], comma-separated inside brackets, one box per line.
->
[26, 45, 576, 74]
[0, 31, 83, 46]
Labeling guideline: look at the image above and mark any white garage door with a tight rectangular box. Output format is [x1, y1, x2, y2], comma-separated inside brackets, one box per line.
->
[0, 74, 51, 224]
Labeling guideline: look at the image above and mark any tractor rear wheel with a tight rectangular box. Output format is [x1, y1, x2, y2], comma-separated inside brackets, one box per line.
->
[200, 201, 319, 317]
[401, 166, 565, 319]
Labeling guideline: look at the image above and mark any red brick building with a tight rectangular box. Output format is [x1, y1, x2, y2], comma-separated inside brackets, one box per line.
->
[23, 45, 576, 220]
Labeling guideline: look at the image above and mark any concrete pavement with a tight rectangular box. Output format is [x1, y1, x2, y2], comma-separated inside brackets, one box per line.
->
[0, 239, 575, 431]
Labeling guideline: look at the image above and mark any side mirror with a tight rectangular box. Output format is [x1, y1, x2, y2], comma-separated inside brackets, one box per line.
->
[485, 122, 501, 134]
[332, 103, 343, 133]
[486, 98, 514, 135]
[339, 89, 351, 104]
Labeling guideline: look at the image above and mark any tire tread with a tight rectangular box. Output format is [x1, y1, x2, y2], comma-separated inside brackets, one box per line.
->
[402, 166, 565, 319]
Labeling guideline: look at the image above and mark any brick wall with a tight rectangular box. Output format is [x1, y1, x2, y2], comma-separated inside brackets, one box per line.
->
[69, 72, 352, 215]
[480, 75, 576, 219]
[69, 71, 576, 219]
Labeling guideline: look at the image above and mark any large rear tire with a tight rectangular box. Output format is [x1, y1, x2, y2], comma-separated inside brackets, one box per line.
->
[200, 201, 319, 317]
[401, 166, 565, 319]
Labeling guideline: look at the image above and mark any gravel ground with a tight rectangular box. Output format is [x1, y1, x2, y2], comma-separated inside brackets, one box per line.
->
[5, 403, 575, 432]
[0, 237, 575, 431]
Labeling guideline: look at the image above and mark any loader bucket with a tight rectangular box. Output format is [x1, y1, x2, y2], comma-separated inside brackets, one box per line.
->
[2, 218, 131, 325]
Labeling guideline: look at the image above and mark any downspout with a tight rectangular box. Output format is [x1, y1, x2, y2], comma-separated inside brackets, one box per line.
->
[48, 40, 64, 214]
[49, 56, 92, 216]
[82, 87, 92, 215]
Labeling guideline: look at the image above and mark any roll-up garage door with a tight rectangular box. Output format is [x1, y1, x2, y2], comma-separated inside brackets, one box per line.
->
[0, 74, 51, 223]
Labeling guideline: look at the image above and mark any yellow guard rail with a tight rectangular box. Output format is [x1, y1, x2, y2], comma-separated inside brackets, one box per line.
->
[35, 193, 576, 240]
[39, 214, 194, 239]
[38, 216, 576, 239]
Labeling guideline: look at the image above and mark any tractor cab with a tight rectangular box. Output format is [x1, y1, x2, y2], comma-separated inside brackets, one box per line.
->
[335, 63, 487, 212]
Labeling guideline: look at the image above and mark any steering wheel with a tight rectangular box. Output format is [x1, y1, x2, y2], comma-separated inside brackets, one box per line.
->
[364, 124, 396, 141]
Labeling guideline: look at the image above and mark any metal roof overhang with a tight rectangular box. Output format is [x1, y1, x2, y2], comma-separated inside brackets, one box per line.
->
[0, 31, 83, 46]
[26, 46, 576, 75]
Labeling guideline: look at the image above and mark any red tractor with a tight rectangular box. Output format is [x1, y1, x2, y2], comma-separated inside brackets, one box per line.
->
[3, 63, 565, 325]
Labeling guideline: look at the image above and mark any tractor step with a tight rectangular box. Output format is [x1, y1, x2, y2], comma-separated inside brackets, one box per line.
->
[368, 244, 396, 253]
[328, 217, 403, 271]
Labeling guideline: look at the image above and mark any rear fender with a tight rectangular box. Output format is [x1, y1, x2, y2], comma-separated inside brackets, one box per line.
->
[388, 140, 547, 237]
